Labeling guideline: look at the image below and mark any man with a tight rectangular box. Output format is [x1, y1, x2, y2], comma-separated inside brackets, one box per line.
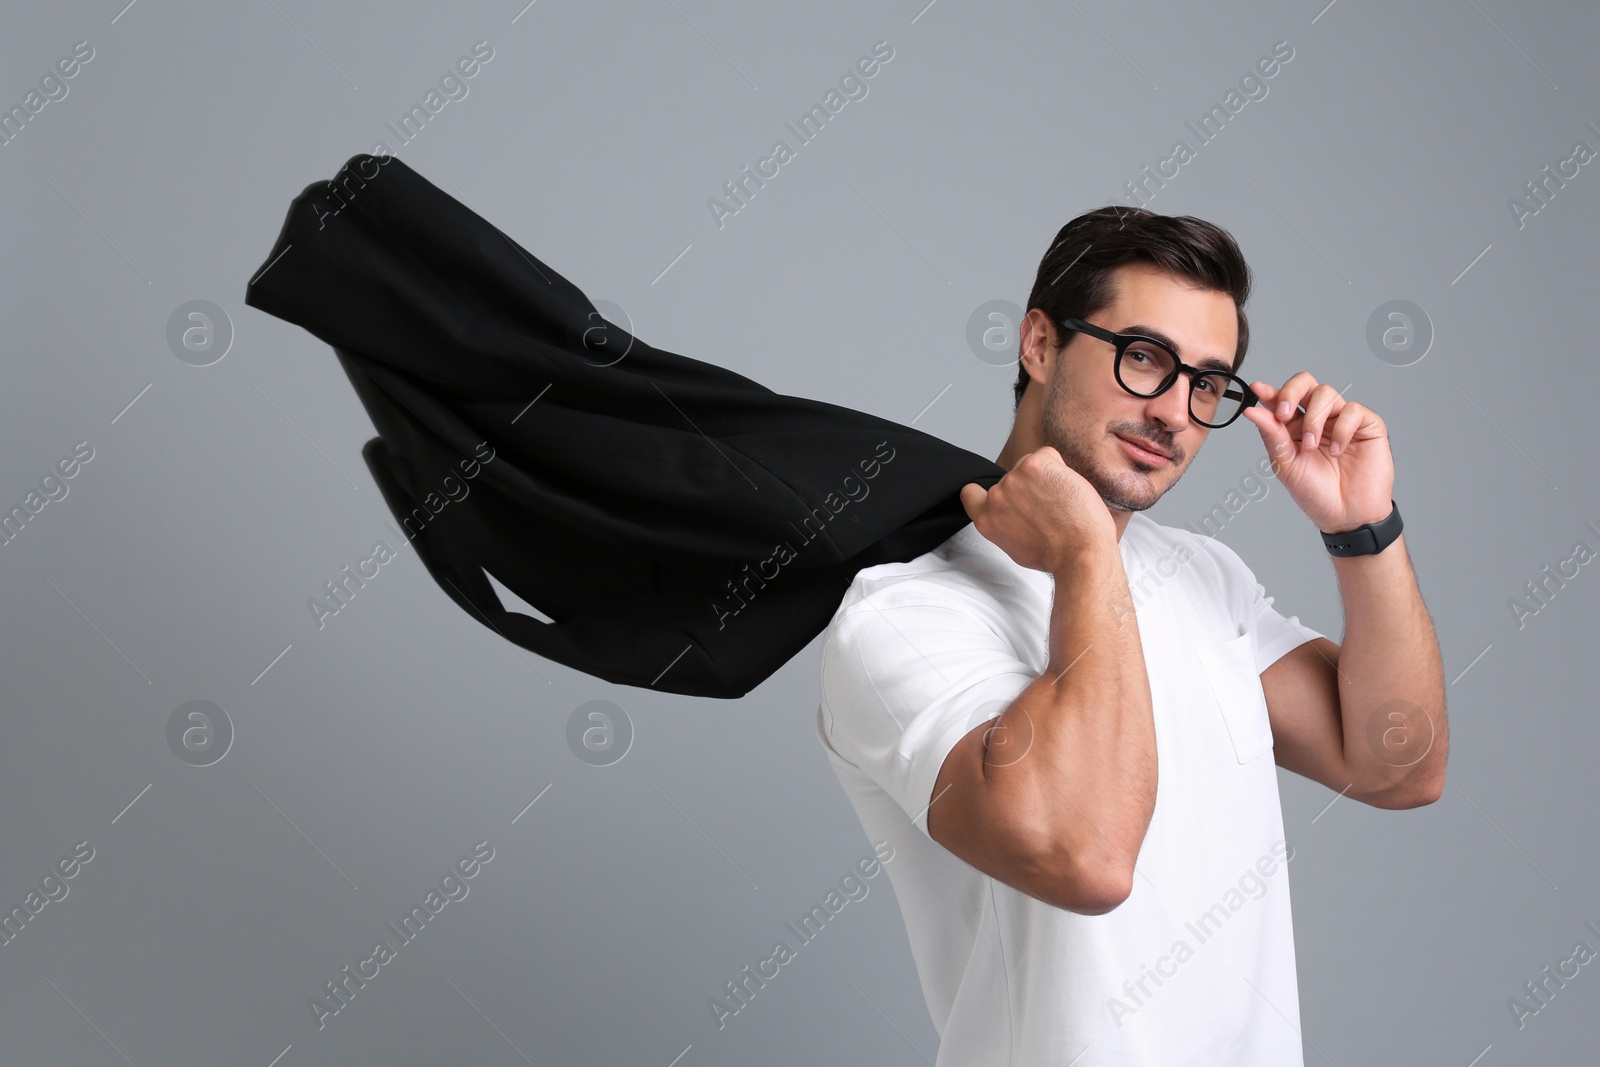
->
[815, 207, 1448, 1065]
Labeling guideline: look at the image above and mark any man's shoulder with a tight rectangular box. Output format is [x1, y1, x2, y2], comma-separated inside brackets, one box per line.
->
[828, 523, 1008, 627]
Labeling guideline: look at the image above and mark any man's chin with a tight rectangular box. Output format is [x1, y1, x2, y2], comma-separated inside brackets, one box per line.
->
[1082, 469, 1159, 514]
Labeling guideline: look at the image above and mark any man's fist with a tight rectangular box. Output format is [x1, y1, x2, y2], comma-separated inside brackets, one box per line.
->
[960, 447, 1116, 573]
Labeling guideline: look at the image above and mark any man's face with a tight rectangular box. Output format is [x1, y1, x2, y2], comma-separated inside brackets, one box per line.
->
[1037, 264, 1240, 515]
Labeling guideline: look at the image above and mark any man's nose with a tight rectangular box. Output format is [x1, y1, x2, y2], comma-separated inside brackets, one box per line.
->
[1145, 374, 1193, 432]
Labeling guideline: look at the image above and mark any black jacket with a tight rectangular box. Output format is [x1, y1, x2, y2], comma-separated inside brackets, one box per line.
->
[244, 153, 1005, 698]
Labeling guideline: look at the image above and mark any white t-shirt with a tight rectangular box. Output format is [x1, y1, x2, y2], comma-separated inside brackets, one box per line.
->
[816, 511, 1325, 1066]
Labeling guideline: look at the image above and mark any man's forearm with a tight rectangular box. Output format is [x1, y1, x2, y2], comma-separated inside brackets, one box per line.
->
[988, 541, 1157, 888]
[1329, 533, 1449, 804]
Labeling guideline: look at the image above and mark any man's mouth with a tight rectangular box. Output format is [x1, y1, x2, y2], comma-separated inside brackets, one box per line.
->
[1117, 434, 1172, 464]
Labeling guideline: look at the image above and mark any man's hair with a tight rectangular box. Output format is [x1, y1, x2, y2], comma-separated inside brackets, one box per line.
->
[1014, 207, 1252, 411]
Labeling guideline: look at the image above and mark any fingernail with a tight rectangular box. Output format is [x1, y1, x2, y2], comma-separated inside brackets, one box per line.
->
[1277, 402, 1291, 418]
[1329, 441, 1342, 455]
[1303, 432, 1315, 449]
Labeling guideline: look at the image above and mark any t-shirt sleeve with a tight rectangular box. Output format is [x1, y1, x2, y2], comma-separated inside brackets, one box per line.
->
[1200, 536, 1327, 674]
[818, 585, 1038, 839]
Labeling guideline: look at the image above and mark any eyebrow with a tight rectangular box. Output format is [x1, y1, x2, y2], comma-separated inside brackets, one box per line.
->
[1122, 323, 1236, 374]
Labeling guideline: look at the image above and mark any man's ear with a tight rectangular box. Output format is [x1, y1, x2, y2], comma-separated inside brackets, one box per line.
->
[1018, 318, 1056, 391]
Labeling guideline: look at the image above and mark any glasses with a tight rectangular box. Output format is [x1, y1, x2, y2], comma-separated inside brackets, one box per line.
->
[1056, 316, 1259, 429]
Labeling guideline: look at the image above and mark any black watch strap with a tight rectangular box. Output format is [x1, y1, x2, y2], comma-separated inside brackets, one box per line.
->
[1320, 500, 1402, 557]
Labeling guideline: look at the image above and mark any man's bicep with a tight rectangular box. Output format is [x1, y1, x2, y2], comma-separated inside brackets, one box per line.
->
[819, 596, 1036, 839]
[1261, 635, 1353, 790]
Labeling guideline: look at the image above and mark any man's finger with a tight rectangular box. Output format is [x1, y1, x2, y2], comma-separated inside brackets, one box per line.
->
[959, 482, 986, 521]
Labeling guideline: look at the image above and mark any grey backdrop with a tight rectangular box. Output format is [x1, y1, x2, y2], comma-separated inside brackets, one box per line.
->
[2, 0, 1596, 1064]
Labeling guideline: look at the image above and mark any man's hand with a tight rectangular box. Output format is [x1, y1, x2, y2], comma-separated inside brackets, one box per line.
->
[1241, 375, 1395, 532]
[959, 447, 1117, 572]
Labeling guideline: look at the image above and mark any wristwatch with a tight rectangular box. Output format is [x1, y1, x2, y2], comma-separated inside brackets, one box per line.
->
[1320, 500, 1402, 557]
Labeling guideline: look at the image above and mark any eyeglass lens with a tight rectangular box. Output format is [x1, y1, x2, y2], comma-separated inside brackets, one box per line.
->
[1118, 341, 1244, 427]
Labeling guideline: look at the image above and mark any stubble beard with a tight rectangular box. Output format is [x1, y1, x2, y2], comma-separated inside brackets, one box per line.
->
[1039, 375, 1176, 515]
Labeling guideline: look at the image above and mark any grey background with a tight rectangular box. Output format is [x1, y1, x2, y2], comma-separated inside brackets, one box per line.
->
[1, 0, 1596, 1064]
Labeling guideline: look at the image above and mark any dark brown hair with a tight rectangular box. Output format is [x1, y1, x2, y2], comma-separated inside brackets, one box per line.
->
[1015, 207, 1252, 410]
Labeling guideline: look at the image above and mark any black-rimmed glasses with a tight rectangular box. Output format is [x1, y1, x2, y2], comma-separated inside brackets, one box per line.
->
[1056, 316, 1259, 429]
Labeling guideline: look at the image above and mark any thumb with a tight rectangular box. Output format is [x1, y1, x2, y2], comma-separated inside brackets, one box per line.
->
[959, 482, 986, 521]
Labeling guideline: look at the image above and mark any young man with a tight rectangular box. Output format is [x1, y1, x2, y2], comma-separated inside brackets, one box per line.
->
[816, 207, 1447, 1065]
